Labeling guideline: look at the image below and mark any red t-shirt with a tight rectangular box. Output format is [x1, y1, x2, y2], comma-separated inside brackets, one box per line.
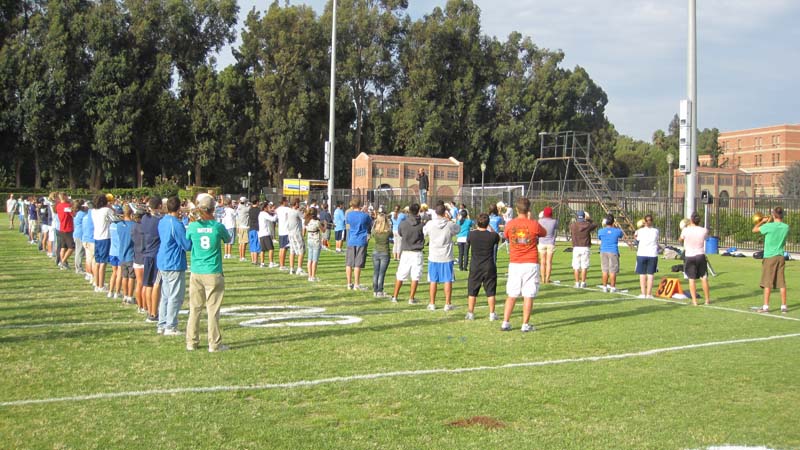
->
[504, 217, 546, 264]
[56, 202, 74, 233]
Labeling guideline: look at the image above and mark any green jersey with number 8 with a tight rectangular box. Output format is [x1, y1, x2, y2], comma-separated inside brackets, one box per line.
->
[186, 220, 230, 274]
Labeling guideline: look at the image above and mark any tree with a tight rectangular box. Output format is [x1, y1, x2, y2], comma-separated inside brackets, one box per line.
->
[240, 2, 327, 187]
[778, 161, 800, 198]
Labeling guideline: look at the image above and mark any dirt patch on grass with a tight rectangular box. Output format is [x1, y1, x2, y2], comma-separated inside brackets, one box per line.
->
[447, 416, 505, 430]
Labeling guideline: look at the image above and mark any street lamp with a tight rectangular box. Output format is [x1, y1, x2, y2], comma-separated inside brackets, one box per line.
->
[377, 168, 383, 206]
[139, 170, 144, 188]
[187, 170, 191, 187]
[247, 171, 252, 200]
[480, 162, 487, 213]
[666, 153, 674, 240]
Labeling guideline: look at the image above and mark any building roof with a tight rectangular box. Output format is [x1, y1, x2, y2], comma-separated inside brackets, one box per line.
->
[719, 123, 800, 137]
[355, 152, 462, 166]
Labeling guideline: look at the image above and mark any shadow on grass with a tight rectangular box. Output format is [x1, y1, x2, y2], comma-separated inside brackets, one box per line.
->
[537, 302, 682, 330]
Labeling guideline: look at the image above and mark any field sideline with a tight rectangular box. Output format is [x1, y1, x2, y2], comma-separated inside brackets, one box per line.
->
[1, 213, 799, 449]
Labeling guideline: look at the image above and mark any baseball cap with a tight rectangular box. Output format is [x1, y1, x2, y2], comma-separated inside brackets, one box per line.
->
[239, 196, 247, 203]
[577, 210, 586, 220]
[196, 193, 216, 211]
[543, 206, 553, 218]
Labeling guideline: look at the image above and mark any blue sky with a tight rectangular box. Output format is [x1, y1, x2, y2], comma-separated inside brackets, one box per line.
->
[216, 0, 800, 142]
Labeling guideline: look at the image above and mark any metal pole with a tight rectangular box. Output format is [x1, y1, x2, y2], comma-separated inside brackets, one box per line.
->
[685, 0, 698, 217]
[326, 0, 337, 206]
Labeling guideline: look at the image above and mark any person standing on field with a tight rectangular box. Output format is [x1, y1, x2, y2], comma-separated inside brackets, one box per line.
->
[465, 213, 500, 321]
[423, 204, 460, 311]
[753, 207, 789, 313]
[679, 213, 711, 306]
[569, 210, 598, 289]
[598, 214, 624, 293]
[537, 206, 558, 284]
[501, 198, 546, 332]
[634, 215, 660, 299]
[186, 194, 231, 352]
[156, 196, 192, 336]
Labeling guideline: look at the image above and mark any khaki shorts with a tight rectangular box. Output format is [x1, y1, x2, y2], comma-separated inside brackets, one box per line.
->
[537, 243, 555, 255]
[760, 255, 786, 289]
[237, 228, 249, 244]
[600, 252, 620, 274]
[571, 247, 591, 270]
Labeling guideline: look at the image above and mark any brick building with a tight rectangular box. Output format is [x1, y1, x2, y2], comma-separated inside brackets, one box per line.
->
[351, 153, 464, 199]
[717, 124, 800, 196]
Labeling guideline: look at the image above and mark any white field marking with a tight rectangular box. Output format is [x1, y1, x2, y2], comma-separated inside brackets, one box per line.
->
[239, 315, 363, 328]
[549, 283, 800, 323]
[2, 332, 798, 408]
[178, 305, 326, 316]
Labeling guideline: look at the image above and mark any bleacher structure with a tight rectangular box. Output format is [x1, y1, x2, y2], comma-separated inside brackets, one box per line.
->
[528, 131, 637, 247]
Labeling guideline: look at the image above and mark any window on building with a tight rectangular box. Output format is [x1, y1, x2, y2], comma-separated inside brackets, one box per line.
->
[387, 168, 399, 178]
[356, 168, 366, 177]
[447, 170, 459, 180]
[772, 135, 780, 147]
[434, 169, 446, 178]
[737, 156, 742, 168]
[737, 139, 741, 150]
[404, 168, 417, 178]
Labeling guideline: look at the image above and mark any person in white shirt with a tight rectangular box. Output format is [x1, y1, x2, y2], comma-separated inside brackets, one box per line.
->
[91, 194, 117, 292]
[258, 202, 278, 267]
[221, 198, 237, 259]
[285, 199, 305, 275]
[679, 213, 711, 305]
[235, 197, 250, 261]
[634, 215, 660, 299]
[6, 194, 16, 230]
[275, 197, 293, 270]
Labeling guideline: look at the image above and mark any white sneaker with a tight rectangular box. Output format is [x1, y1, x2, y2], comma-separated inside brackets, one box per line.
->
[580, 282, 587, 288]
[426, 304, 436, 311]
[443, 304, 455, 311]
[309, 277, 315, 282]
[521, 323, 535, 333]
[637, 294, 647, 299]
[163, 328, 182, 336]
[354, 285, 368, 291]
[295, 269, 305, 276]
[646, 295, 654, 299]
[500, 322, 512, 331]
[289, 269, 294, 275]
[574, 282, 581, 288]
[95, 286, 108, 293]
[609, 286, 617, 293]
[279, 266, 289, 271]
[269, 262, 279, 268]
[408, 298, 418, 305]
[601, 285, 608, 293]
[107, 291, 113, 298]
[157, 327, 165, 335]
[489, 312, 498, 321]
[186, 345, 196, 351]
[84, 273, 92, 281]
[465, 312, 475, 320]
[390, 297, 398, 303]
[209, 344, 230, 353]
[260, 263, 266, 268]
[781, 306, 789, 314]
[239, 257, 246, 262]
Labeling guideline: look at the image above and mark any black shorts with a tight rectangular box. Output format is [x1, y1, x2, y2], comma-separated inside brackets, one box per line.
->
[143, 256, 159, 287]
[684, 254, 707, 279]
[335, 230, 345, 241]
[260, 236, 274, 251]
[59, 231, 75, 250]
[467, 269, 497, 297]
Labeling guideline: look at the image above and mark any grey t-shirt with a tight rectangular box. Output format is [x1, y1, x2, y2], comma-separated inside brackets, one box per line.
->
[285, 209, 304, 236]
[538, 217, 558, 245]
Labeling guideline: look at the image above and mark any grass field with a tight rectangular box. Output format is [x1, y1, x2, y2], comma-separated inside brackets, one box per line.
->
[1, 213, 800, 449]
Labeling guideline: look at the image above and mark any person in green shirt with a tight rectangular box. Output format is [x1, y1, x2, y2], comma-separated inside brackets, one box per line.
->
[752, 207, 789, 313]
[185, 194, 231, 352]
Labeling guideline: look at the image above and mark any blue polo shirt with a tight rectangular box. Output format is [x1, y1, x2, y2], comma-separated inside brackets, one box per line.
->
[346, 210, 372, 247]
[598, 227, 624, 254]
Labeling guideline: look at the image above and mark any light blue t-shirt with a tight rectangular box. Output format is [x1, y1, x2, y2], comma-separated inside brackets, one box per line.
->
[598, 226, 624, 254]
[346, 211, 372, 247]
[392, 213, 406, 233]
[73, 210, 86, 240]
[109, 222, 120, 257]
[82, 210, 95, 243]
[457, 218, 474, 239]
[334, 208, 346, 232]
[115, 220, 134, 262]
[489, 214, 504, 234]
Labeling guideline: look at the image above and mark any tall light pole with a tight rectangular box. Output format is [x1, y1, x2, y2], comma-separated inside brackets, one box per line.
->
[139, 170, 144, 188]
[187, 170, 191, 187]
[247, 171, 252, 200]
[686, 0, 698, 217]
[480, 162, 487, 213]
[666, 153, 674, 240]
[326, 0, 337, 206]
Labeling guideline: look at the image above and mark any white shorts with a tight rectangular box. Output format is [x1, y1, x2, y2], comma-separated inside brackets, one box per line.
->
[571, 247, 591, 270]
[396, 251, 423, 282]
[506, 263, 539, 298]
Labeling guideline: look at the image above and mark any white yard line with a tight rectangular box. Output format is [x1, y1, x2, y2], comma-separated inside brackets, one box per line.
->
[1, 332, 799, 407]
